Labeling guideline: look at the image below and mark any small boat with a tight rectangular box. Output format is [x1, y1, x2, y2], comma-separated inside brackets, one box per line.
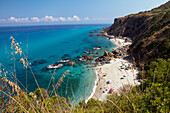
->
[58, 58, 72, 63]
[47, 64, 63, 69]
[93, 47, 103, 50]
[79, 57, 86, 61]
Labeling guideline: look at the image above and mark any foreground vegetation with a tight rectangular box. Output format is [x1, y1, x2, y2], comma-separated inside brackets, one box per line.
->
[0, 58, 169, 112]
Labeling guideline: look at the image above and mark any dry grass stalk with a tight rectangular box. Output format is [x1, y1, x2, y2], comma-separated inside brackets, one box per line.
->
[0, 36, 75, 112]
[10, 36, 22, 56]
[1, 77, 21, 93]
[55, 70, 69, 88]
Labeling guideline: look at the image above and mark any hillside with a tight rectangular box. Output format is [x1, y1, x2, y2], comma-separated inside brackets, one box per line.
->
[107, 1, 170, 65]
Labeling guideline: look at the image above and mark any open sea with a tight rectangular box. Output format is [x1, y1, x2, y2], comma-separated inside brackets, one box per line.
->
[0, 24, 115, 104]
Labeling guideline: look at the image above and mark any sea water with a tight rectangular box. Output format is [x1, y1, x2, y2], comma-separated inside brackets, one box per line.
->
[0, 24, 115, 104]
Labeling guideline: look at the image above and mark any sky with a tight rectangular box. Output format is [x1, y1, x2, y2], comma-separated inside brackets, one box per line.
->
[0, 0, 169, 26]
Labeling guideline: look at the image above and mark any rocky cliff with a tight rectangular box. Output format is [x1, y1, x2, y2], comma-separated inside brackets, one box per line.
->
[107, 1, 170, 65]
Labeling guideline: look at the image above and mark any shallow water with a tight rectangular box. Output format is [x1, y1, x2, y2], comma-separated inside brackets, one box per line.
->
[0, 24, 115, 103]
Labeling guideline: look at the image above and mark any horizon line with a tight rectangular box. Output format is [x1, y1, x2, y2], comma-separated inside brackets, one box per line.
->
[0, 23, 112, 27]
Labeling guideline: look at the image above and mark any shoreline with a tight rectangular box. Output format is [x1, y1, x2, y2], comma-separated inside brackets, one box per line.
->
[90, 32, 140, 101]
[85, 69, 99, 103]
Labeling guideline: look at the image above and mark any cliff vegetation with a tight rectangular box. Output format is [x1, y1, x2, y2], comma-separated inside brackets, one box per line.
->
[107, 1, 170, 65]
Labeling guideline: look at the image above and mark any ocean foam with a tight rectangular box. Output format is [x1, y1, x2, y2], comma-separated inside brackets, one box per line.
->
[85, 68, 99, 103]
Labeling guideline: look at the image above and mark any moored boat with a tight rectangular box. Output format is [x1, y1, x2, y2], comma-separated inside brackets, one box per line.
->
[47, 64, 63, 69]
[58, 58, 72, 63]
[93, 47, 103, 50]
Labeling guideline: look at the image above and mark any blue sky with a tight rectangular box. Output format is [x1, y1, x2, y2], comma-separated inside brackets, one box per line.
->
[0, 0, 168, 26]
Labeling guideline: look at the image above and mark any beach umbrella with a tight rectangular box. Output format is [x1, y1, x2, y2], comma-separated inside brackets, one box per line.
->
[110, 89, 114, 93]
[123, 75, 126, 77]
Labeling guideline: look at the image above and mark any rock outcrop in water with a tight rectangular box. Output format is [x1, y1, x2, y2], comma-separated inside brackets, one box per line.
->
[30, 59, 47, 66]
[79, 55, 94, 61]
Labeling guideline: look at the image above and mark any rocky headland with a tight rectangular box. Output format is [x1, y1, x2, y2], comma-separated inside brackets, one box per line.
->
[106, 1, 170, 66]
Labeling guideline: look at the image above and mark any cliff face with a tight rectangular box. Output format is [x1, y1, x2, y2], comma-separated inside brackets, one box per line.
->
[107, 1, 170, 65]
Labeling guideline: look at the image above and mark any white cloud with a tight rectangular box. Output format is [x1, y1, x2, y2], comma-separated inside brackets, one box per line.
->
[73, 15, 80, 21]
[8, 17, 17, 22]
[0, 15, 92, 23]
[84, 17, 89, 21]
[67, 15, 81, 21]
[8, 17, 29, 23]
[40, 16, 67, 22]
[31, 17, 40, 22]
[59, 17, 66, 21]
[0, 19, 6, 22]
[67, 17, 74, 21]
[41, 16, 58, 22]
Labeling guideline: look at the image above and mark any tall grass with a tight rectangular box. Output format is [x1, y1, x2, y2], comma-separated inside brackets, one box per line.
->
[0, 36, 73, 112]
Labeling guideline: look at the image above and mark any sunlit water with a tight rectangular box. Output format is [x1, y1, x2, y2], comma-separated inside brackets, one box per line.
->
[0, 24, 115, 104]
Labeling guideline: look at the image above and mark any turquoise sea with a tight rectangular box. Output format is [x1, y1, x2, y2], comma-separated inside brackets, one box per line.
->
[0, 24, 115, 103]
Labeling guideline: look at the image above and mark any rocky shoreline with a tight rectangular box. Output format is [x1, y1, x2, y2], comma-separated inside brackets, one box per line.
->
[90, 30, 140, 101]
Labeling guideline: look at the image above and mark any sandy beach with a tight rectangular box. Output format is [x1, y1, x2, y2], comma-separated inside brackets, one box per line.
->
[91, 34, 140, 101]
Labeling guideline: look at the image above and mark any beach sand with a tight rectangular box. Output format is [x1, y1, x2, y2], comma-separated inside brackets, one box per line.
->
[91, 35, 140, 101]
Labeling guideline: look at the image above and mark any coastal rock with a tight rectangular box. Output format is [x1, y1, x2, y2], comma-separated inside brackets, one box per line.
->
[30, 59, 47, 66]
[104, 51, 108, 56]
[95, 58, 100, 62]
[112, 50, 119, 55]
[89, 31, 94, 33]
[84, 50, 95, 54]
[89, 35, 94, 36]
[114, 55, 119, 58]
[89, 31, 98, 33]
[61, 54, 70, 59]
[108, 52, 114, 57]
[97, 34, 101, 36]
[80, 55, 94, 61]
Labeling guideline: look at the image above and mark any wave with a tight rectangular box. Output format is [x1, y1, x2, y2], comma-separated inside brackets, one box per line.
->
[85, 68, 99, 103]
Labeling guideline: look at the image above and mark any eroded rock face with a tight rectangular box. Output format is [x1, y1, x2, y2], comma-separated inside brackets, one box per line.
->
[107, 15, 149, 40]
[106, 1, 170, 65]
